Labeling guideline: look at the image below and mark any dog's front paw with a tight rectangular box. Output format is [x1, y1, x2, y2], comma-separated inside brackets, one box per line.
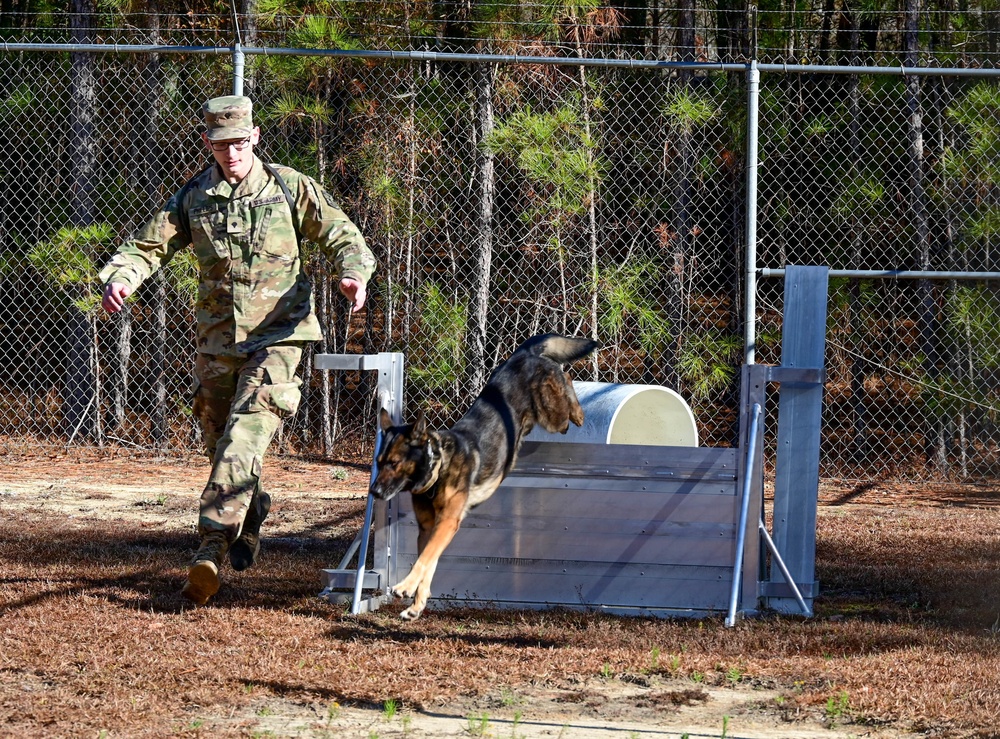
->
[399, 604, 424, 621]
[392, 576, 419, 599]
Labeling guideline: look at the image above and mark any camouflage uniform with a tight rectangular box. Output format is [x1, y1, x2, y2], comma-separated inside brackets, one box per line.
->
[100, 96, 375, 557]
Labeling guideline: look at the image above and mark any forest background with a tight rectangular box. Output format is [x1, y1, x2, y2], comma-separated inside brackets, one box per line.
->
[2, 0, 1000, 484]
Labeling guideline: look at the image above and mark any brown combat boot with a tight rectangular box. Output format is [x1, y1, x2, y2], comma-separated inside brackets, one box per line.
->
[229, 490, 271, 572]
[181, 532, 229, 605]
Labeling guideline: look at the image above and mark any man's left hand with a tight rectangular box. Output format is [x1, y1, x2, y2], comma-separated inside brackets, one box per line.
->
[339, 277, 367, 312]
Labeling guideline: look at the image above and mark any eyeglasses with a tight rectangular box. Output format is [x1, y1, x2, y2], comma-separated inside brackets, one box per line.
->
[209, 137, 252, 152]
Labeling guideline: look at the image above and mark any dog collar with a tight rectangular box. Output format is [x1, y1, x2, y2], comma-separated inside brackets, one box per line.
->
[412, 438, 441, 497]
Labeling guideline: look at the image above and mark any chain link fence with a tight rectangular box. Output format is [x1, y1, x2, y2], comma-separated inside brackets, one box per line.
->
[752, 71, 1000, 480]
[3, 13, 1000, 482]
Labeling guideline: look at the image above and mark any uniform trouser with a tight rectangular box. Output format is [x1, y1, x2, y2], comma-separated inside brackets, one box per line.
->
[193, 343, 304, 541]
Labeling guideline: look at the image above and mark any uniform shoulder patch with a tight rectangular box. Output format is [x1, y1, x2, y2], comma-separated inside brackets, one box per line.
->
[322, 190, 341, 209]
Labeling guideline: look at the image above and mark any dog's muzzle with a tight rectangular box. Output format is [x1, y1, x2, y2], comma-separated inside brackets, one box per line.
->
[369, 475, 406, 501]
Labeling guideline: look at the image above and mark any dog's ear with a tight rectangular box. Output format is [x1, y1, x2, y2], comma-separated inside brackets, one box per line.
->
[411, 409, 427, 438]
[379, 408, 394, 432]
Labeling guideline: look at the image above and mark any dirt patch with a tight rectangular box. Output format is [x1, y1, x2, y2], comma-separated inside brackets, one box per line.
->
[230, 680, 878, 738]
[0, 449, 997, 737]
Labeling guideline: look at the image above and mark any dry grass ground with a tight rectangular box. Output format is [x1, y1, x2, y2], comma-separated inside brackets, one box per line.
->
[1, 448, 999, 738]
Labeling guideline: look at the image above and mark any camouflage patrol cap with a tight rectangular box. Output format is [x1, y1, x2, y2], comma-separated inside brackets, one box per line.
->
[202, 95, 255, 141]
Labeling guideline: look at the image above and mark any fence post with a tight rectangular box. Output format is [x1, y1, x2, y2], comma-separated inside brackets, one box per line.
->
[766, 265, 828, 613]
[232, 43, 244, 96]
[744, 59, 760, 365]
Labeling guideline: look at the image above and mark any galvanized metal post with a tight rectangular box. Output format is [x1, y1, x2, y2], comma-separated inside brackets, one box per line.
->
[744, 60, 760, 365]
[767, 265, 828, 613]
[232, 43, 244, 96]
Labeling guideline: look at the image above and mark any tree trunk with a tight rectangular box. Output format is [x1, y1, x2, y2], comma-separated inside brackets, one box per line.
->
[933, 2, 966, 475]
[573, 38, 601, 380]
[664, 0, 697, 390]
[318, 266, 333, 458]
[843, 11, 871, 464]
[64, 296, 97, 444]
[106, 308, 131, 434]
[928, 6, 966, 473]
[64, 0, 99, 441]
[677, 0, 696, 64]
[617, 0, 651, 53]
[240, 0, 258, 95]
[404, 67, 417, 349]
[69, 3, 98, 229]
[716, 0, 750, 445]
[466, 62, 496, 392]
[151, 273, 168, 449]
[818, 0, 837, 64]
[903, 0, 944, 470]
[717, 0, 749, 62]
[143, 15, 167, 448]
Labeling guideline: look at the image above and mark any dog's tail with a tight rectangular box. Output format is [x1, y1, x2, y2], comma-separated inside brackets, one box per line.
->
[520, 333, 599, 364]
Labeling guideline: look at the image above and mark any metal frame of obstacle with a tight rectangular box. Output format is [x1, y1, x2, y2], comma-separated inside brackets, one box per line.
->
[317, 266, 828, 622]
[313, 351, 404, 615]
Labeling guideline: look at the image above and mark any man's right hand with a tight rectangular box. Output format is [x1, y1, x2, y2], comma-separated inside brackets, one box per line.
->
[102, 283, 134, 313]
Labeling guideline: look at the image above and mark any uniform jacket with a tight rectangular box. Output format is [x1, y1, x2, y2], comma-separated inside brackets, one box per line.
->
[99, 156, 375, 355]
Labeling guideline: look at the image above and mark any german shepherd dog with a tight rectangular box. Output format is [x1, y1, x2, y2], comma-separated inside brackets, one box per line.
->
[371, 334, 599, 620]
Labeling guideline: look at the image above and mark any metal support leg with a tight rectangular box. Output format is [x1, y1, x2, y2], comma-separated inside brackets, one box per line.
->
[727, 402, 762, 628]
[337, 532, 362, 571]
[758, 519, 812, 617]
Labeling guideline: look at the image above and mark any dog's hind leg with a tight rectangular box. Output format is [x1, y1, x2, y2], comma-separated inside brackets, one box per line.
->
[393, 493, 465, 620]
[563, 373, 585, 427]
[535, 368, 585, 432]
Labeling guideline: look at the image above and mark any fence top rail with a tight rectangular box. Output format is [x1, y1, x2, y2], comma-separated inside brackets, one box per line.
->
[0, 41, 231, 55]
[0, 41, 743, 70]
[757, 62, 1000, 77]
[4, 42, 1000, 77]
[759, 269, 1000, 280]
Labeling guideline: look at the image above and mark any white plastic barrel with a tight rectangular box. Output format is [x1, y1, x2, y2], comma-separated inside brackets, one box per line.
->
[526, 381, 699, 447]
